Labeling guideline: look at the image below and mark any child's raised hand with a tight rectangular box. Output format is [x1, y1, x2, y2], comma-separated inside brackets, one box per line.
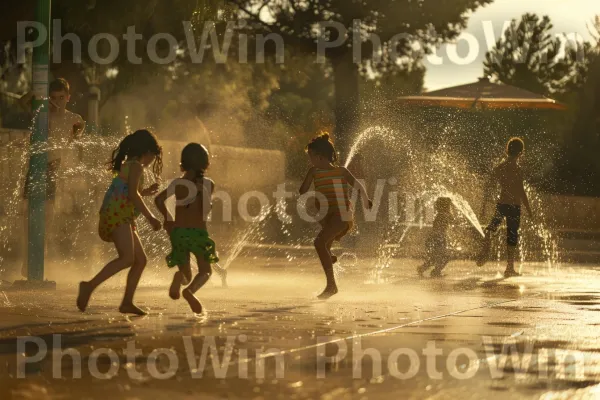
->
[72, 121, 84, 138]
[148, 216, 162, 231]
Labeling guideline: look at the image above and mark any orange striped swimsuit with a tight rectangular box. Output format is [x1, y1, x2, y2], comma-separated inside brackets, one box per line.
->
[313, 167, 352, 215]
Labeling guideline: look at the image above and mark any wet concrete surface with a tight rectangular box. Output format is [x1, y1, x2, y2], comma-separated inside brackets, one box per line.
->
[1, 257, 600, 399]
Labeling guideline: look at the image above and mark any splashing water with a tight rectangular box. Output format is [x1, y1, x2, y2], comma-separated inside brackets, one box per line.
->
[0, 291, 10, 306]
[372, 185, 484, 272]
[471, 186, 560, 273]
[423, 185, 485, 237]
[343, 126, 488, 279]
[0, 113, 135, 280]
[342, 124, 564, 279]
[519, 184, 560, 272]
[220, 206, 273, 271]
[372, 217, 414, 277]
[0, 108, 567, 289]
[344, 126, 413, 168]
[338, 252, 358, 268]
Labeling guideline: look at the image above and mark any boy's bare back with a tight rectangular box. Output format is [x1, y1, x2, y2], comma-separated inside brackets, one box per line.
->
[493, 159, 525, 206]
[172, 177, 214, 230]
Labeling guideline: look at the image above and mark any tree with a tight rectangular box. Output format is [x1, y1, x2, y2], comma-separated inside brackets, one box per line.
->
[484, 13, 592, 97]
[264, 50, 335, 176]
[226, 0, 493, 151]
[2, 0, 225, 118]
[556, 17, 600, 195]
[361, 59, 425, 116]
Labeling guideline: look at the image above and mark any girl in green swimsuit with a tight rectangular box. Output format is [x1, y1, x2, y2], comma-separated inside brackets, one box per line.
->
[155, 143, 220, 314]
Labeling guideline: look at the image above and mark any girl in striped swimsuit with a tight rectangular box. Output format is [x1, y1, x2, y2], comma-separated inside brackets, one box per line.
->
[300, 134, 372, 299]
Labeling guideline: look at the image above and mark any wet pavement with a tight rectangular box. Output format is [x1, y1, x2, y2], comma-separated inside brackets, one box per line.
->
[1, 256, 600, 399]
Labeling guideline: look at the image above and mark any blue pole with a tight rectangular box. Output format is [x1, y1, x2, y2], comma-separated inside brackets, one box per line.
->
[27, 0, 51, 281]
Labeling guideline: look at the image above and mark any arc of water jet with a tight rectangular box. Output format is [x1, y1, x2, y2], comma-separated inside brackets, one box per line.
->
[221, 205, 274, 271]
[344, 126, 406, 168]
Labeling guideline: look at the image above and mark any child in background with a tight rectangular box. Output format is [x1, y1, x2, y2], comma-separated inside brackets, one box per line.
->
[77, 129, 163, 315]
[154, 143, 220, 314]
[21, 78, 85, 277]
[300, 133, 372, 299]
[477, 137, 533, 278]
[417, 197, 453, 278]
[20, 78, 86, 144]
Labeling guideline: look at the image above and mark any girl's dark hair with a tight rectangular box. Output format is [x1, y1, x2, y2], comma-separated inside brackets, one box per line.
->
[109, 129, 163, 178]
[305, 132, 337, 163]
[180, 143, 210, 183]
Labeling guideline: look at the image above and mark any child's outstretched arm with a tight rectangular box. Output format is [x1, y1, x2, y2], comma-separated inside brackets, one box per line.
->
[128, 162, 161, 230]
[299, 167, 316, 195]
[72, 115, 86, 140]
[154, 184, 175, 232]
[141, 183, 160, 196]
[342, 167, 373, 209]
[154, 185, 174, 222]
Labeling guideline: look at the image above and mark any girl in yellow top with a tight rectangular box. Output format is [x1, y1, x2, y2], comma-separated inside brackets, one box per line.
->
[300, 133, 372, 299]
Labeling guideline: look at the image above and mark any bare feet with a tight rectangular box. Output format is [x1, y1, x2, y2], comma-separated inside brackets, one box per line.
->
[119, 303, 147, 316]
[182, 289, 204, 314]
[503, 269, 521, 278]
[317, 286, 338, 300]
[169, 272, 183, 300]
[76, 281, 93, 312]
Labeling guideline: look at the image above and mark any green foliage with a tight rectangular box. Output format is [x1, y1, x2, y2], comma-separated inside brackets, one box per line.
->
[361, 61, 426, 104]
[484, 13, 592, 96]
[226, 0, 492, 141]
[556, 50, 600, 195]
[227, 0, 493, 60]
[263, 51, 335, 177]
[481, 13, 600, 195]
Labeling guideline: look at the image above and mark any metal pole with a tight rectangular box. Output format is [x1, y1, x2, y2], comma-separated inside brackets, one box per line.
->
[27, 0, 51, 281]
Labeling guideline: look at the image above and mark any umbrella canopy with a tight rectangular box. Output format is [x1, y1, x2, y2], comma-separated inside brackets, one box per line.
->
[399, 77, 567, 111]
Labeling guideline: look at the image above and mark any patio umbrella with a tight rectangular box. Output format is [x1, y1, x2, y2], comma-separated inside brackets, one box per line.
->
[399, 77, 567, 111]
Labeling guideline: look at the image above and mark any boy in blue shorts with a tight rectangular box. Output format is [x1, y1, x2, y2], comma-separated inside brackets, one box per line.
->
[477, 137, 533, 278]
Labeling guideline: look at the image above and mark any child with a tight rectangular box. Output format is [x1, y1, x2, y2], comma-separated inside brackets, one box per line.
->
[21, 78, 85, 178]
[77, 129, 163, 315]
[21, 78, 85, 276]
[154, 143, 220, 314]
[20, 78, 86, 144]
[417, 197, 453, 278]
[299, 133, 373, 299]
[477, 137, 533, 278]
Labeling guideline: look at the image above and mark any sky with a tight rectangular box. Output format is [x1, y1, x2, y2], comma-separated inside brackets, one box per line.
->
[424, 0, 600, 91]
